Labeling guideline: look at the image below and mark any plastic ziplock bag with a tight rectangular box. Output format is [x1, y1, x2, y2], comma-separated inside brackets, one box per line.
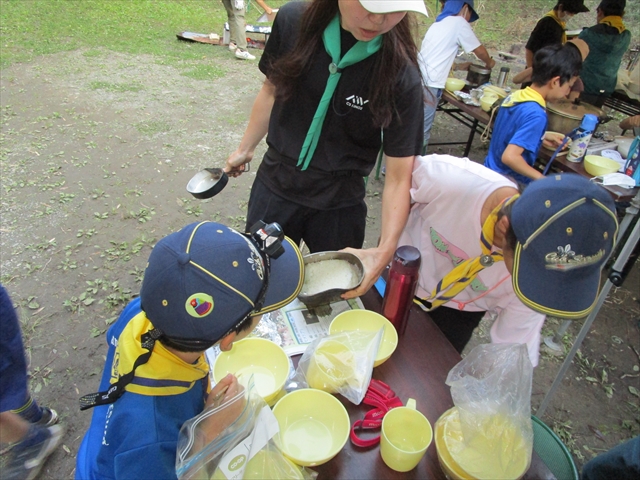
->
[176, 377, 314, 480]
[295, 329, 382, 405]
[443, 343, 534, 479]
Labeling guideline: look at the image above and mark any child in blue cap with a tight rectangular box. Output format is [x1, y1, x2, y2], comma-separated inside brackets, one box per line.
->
[75, 221, 303, 480]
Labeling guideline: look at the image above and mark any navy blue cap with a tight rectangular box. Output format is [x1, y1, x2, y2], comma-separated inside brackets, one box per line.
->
[139, 221, 303, 344]
[511, 174, 618, 319]
[437, 1, 479, 23]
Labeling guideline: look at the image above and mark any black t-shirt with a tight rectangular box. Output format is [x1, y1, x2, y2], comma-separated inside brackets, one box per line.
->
[525, 16, 564, 54]
[257, 1, 424, 210]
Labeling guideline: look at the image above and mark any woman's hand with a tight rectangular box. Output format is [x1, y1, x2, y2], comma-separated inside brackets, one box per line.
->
[339, 246, 391, 300]
[224, 150, 253, 178]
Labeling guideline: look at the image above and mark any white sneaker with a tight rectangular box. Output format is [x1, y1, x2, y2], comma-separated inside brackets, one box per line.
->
[228, 42, 237, 51]
[235, 49, 255, 60]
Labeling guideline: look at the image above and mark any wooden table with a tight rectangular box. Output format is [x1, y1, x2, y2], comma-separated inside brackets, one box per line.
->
[433, 90, 494, 157]
[536, 147, 639, 203]
[307, 288, 554, 479]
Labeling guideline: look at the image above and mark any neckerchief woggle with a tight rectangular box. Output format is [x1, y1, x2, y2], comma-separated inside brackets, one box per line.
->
[297, 15, 382, 171]
[416, 195, 520, 310]
[543, 9, 567, 44]
[599, 15, 626, 33]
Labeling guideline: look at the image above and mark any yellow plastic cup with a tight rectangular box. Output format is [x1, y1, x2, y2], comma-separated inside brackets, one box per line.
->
[306, 340, 355, 393]
[380, 398, 433, 472]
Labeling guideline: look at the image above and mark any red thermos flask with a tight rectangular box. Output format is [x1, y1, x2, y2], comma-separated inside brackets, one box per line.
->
[381, 246, 421, 335]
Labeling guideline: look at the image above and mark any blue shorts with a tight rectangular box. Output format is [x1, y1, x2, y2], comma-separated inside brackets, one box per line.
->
[0, 285, 29, 412]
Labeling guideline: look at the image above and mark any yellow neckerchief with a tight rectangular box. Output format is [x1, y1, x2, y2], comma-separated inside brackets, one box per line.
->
[419, 195, 520, 310]
[599, 15, 626, 33]
[111, 311, 209, 396]
[501, 87, 546, 109]
[543, 9, 567, 44]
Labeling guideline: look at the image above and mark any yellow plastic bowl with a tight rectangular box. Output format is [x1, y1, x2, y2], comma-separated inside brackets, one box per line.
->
[212, 338, 289, 405]
[584, 155, 620, 176]
[329, 310, 398, 367]
[445, 78, 466, 93]
[272, 389, 350, 466]
[483, 85, 508, 98]
[435, 407, 529, 480]
[480, 93, 499, 112]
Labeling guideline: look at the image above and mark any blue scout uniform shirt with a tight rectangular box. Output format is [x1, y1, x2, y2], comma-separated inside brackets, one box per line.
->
[75, 298, 208, 480]
[484, 96, 547, 185]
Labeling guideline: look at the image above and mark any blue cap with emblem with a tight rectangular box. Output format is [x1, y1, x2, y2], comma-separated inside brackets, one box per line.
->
[140, 221, 304, 346]
[510, 174, 618, 319]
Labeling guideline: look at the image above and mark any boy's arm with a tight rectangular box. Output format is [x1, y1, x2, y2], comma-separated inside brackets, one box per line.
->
[501, 144, 544, 181]
[472, 45, 495, 70]
[254, 0, 273, 14]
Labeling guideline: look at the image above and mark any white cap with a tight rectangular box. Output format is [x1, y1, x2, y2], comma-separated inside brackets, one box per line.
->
[359, 0, 429, 17]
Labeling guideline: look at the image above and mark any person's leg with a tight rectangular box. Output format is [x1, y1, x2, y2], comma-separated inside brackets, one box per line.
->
[245, 176, 310, 247]
[1, 412, 64, 480]
[302, 201, 367, 253]
[0, 412, 29, 444]
[427, 306, 486, 353]
[221, 0, 236, 48]
[0, 285, 57, 428]
[423, 87, 443, 149]
[229, 0, 247, 51]
[581, 435, 640, 480]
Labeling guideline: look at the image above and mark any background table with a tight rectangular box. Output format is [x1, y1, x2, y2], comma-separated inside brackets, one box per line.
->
[432, 91, 493, 157]
[536, 147, 639, 203]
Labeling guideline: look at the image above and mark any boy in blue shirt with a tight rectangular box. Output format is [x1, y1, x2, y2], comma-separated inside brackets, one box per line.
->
[75, 221, 303, 480]
[484, 43, 582, 185]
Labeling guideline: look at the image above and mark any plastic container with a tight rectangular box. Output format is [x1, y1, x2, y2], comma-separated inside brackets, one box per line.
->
[567, 114, 599, 163]
[381, 246, 421, 336]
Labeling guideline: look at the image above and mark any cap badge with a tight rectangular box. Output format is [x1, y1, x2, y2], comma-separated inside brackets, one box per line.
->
[185, 293, 214, 318]
[545, 245, 605, 271]
[247, 249, 265, 280]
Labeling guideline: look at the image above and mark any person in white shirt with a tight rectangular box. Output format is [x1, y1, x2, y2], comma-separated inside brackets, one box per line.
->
[418, 1, 495, 147]
[397, 155, 617, 366]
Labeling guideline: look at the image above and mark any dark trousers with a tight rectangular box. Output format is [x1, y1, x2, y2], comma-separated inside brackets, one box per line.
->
[246, 176, 367, 253]
[428, 306, 486, 353]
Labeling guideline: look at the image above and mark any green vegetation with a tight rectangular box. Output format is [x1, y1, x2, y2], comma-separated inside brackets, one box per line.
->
[0, 0, 287, 69]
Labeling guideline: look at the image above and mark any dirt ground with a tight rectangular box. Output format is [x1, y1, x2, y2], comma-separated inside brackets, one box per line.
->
[1, 42, 638, 479]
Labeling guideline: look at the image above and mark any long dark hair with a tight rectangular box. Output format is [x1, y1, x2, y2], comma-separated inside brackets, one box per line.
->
[267, 0, 420, 128]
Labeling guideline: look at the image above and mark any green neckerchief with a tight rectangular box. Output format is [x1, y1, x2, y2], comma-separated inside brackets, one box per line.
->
[297, 15, 382, 171]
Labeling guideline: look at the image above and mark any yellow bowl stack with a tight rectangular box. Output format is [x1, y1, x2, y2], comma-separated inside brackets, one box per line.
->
[435, 407, 530, 480]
